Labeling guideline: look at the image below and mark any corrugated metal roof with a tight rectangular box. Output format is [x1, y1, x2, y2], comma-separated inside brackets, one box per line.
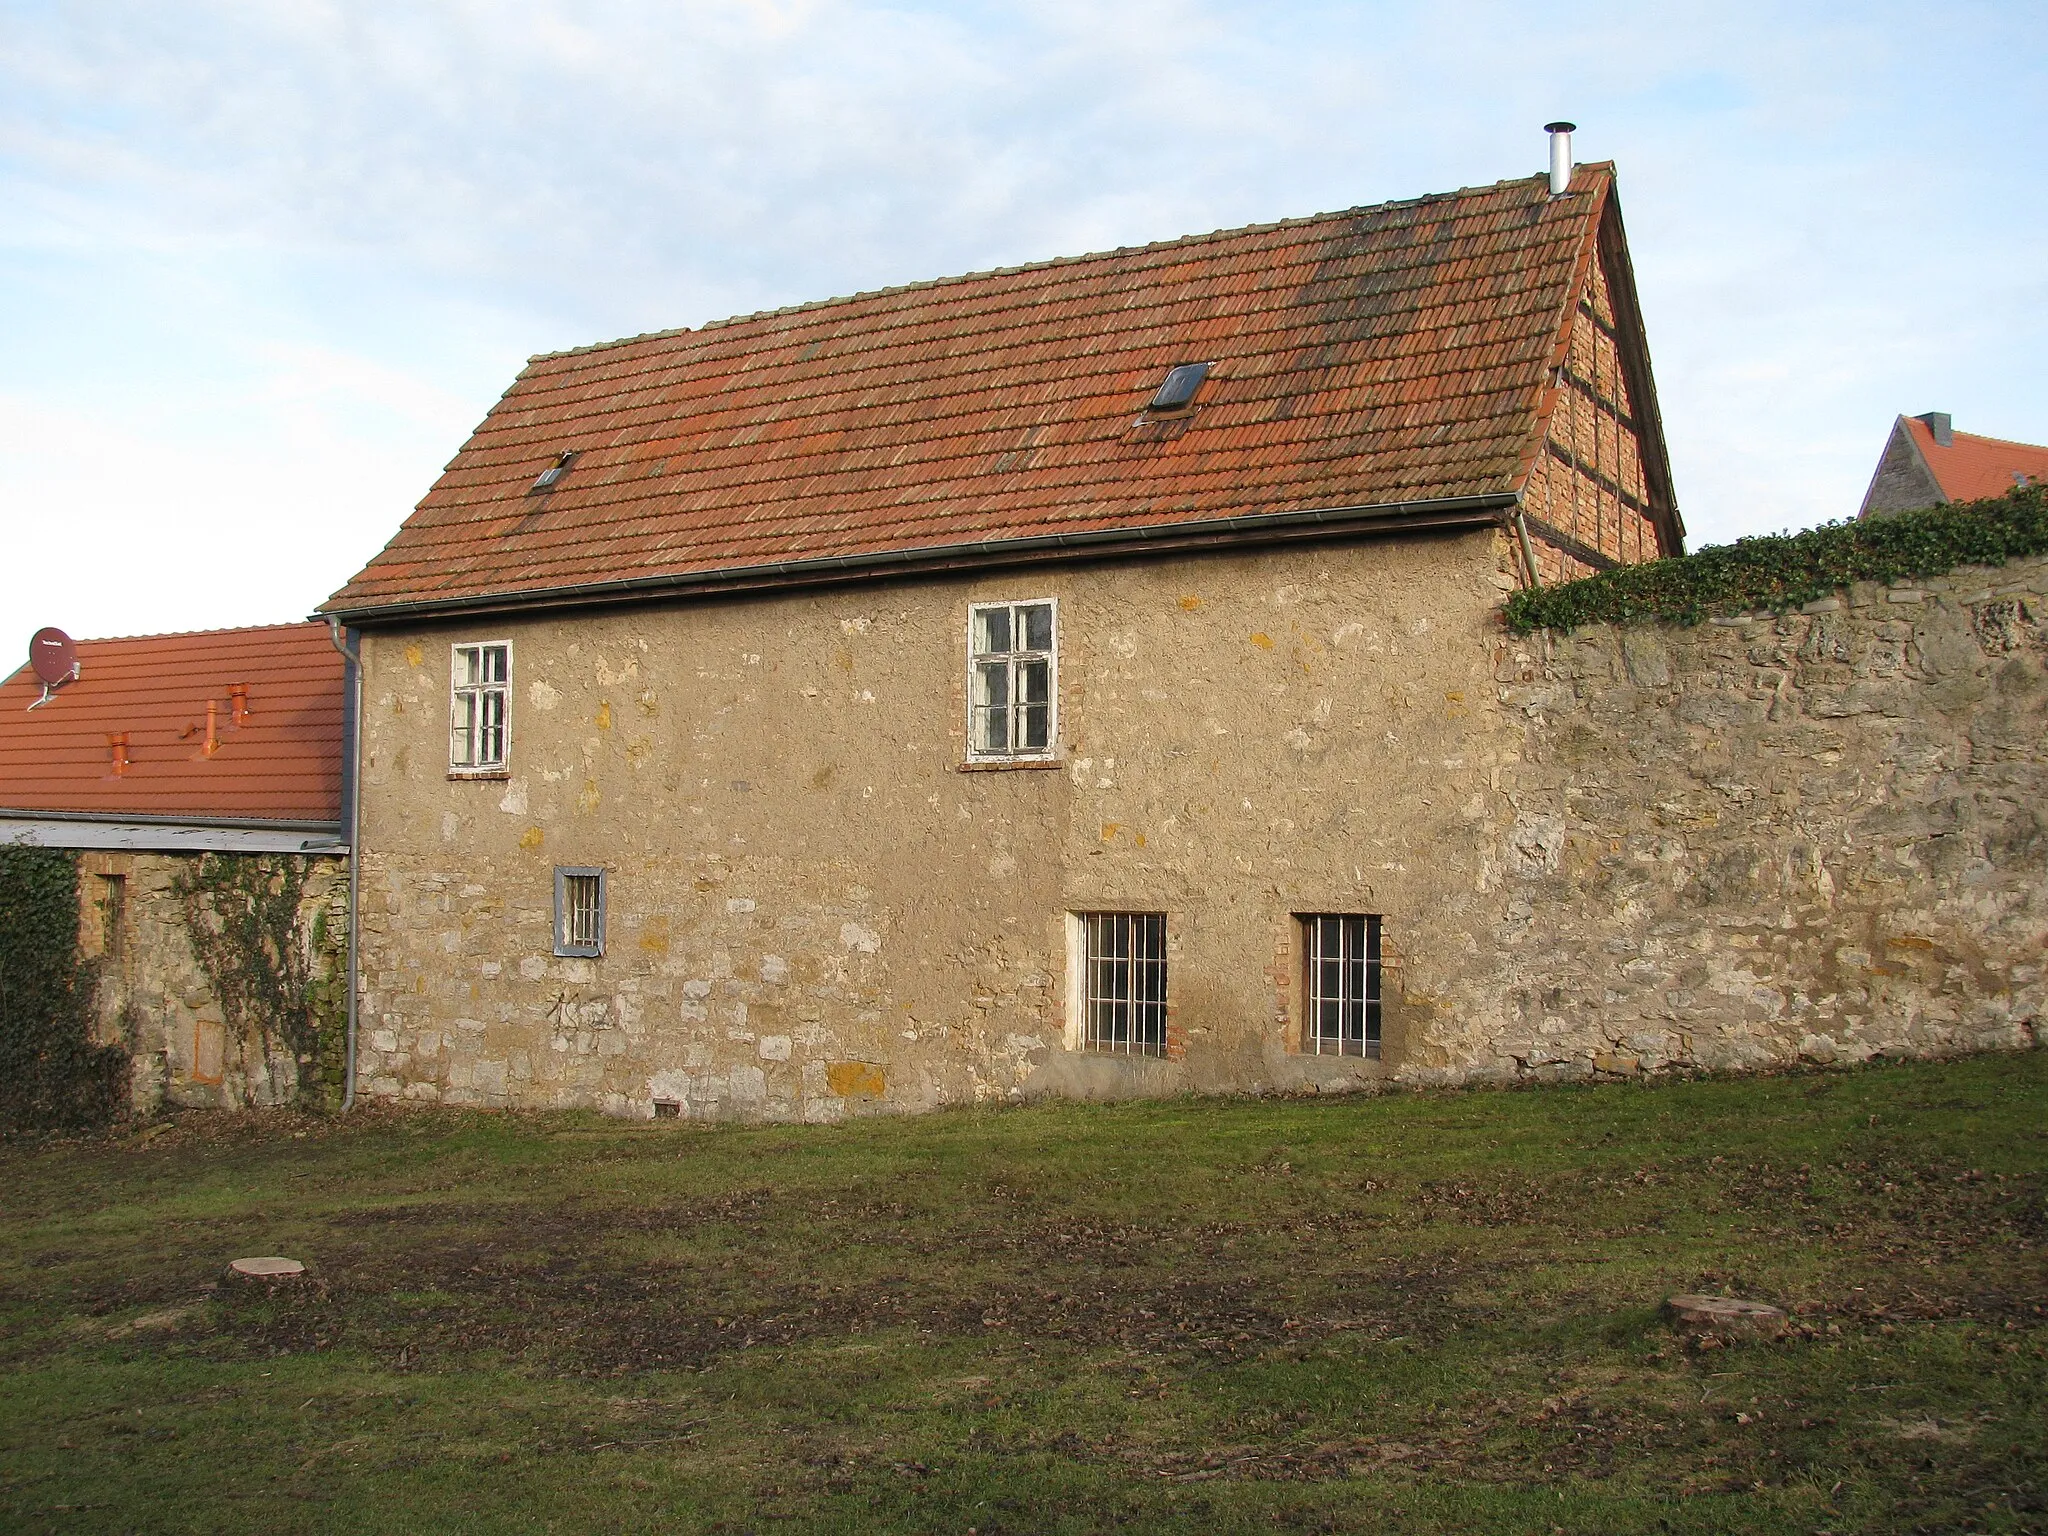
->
[0, 623, 346, 826]
[326, 166, 1631, 617]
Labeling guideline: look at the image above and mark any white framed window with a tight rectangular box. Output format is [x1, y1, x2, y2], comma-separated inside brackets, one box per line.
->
[966, 599, 1056, 760]
[554, 867, 605, 957]
[1070, 911, 1168, 1056]
[1302, 914, 1381, 1057]
[450, 642, 511, 772]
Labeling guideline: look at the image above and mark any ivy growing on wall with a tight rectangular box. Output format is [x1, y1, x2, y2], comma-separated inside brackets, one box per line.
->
[1506, 484, 2048, 634]
[0, 848, 130, 1132]
[172, 853, 339, 1108]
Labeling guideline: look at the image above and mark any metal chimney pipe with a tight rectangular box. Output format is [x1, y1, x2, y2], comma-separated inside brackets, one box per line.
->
[1545, 122, 1576, 196]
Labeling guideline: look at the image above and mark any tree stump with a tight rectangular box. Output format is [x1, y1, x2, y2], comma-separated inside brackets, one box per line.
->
[1665, 1294, 1787, 1340]
[226, 1256, 306, 1282]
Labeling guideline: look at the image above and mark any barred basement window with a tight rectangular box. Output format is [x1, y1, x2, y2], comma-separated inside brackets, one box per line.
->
[554, 867, 606, 957]
[1077, 911, 1168, 1056]
[967, 599, 1056, 759]
[1303, 914, 1381, 1057]
[450, 642, 511, 772]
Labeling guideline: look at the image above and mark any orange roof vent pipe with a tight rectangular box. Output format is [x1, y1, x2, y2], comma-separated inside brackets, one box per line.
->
[204, 698, 219, 756]
[1545, 122, 1576, 197]
[108, 734, 129, 777]
[227, 682, 250, 727]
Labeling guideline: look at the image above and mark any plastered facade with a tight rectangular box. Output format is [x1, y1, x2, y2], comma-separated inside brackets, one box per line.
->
[352, 529, 1529, 1119]
[75, 850, 346, 1111]
[353, 537, 2046, 1120]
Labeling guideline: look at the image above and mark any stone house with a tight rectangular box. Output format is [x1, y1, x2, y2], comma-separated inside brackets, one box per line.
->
[1859, 412, 2048, 518]
[319, 157, 1689, 1120]
[0, 623, 351, 1109]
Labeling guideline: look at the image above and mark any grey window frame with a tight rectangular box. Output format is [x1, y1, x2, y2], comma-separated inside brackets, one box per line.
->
[450, 641, 513, 773]
[554, 867, 606, 958]
[965, 598, 1058, 761]
[1072, 911, 1168, 1056]
[1302, 913, 1381, 1057]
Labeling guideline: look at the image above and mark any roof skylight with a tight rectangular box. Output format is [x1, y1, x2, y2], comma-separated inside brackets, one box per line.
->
[531, 451, 577, 491]
[1147, 362, 1211, 413]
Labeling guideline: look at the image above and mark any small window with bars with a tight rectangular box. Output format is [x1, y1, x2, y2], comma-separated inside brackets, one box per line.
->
[1076, 911, 1168, 1056]
[967, 600, 1056, 760]
[1303, 914, 1381, 1057]
[554, 867, 606, 957]
[450, 642, 511, 772]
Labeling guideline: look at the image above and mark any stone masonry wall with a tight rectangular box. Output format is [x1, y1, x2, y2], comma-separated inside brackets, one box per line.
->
[77, 850, 346, 1111]
[1473, 556, 2048, 1080]
[352, 528, 1527, 1120]
[351, 533, 2044, 1122]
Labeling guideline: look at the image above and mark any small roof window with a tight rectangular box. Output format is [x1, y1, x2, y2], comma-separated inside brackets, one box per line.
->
[531, 450, 577, 491]
[1147, 362, 1211, 413]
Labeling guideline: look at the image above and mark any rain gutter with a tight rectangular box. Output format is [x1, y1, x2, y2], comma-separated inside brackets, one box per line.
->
[320, 494, 1520, 626]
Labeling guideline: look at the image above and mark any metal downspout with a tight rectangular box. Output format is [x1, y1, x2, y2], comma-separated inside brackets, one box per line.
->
[324, 616, 362, 1112]
[1514, 508, 1544, 589]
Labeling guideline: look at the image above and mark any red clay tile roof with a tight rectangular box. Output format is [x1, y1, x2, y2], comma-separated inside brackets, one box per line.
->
[326, 165, 1646, 618]
[1905, 416, 2048, 503]
[0, 624, 346, 825]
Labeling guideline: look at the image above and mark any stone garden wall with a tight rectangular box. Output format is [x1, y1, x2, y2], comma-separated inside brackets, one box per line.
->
[1467, 555, 2047, 1082]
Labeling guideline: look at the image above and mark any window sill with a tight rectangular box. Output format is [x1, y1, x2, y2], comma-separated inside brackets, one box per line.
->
[448, 768, 511, 781]
[957, 756, 1063, 773]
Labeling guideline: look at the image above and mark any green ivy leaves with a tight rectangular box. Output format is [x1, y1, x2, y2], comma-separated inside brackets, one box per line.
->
[1506, 484, 2048, 635]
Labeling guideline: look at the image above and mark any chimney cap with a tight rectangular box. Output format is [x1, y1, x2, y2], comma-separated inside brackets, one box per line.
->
[1544, 121, 1577, 133]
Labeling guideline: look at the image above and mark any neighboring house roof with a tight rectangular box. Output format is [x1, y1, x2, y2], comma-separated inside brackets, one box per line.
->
[1859, 413, 2048, 518]
[324, 163, 1678, 621]
[0, 623, 346, 831]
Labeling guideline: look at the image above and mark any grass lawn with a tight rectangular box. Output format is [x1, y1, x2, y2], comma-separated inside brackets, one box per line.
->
[2, 1053, 2043, 1535]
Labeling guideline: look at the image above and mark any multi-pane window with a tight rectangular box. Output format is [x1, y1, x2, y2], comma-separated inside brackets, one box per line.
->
[554, 868, 606, 957]
[1078, 912, 1168, 1055]
[1303, 914, 1382, 1057]
[450, 642, 511, 771]
[968, 600, 1055, 759]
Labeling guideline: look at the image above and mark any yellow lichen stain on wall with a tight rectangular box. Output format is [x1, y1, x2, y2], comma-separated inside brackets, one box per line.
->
[826, 1061, 886, 1098]
[578, 780, 601, 813]
[1180, 595, 1202, 611]
[595, 701, 613, 730]
[639, 918, 671, 957]
[405, 644, 423, 667]
[1249, 633, 1274, 650]
[519, 826, 544, 849]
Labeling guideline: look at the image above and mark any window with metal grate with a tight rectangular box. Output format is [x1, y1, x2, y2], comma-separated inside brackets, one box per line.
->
[1302, 914, 1381, 1057]
[1079, 911, 1168, 1055]
[554, 868, 606, 958]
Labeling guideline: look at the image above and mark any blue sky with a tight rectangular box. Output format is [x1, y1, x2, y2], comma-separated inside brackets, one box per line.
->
[3, 0, 2044, 656]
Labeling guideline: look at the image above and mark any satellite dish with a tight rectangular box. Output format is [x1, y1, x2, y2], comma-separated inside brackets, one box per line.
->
[31, 628, 78, 686]
[26, 627, 79, 710]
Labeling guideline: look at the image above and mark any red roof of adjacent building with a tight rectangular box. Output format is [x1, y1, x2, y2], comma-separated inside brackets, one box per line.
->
[0, 623, 346, 826]
[325, 164, 1673, 618]
[1904, 415, 2048, 503]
